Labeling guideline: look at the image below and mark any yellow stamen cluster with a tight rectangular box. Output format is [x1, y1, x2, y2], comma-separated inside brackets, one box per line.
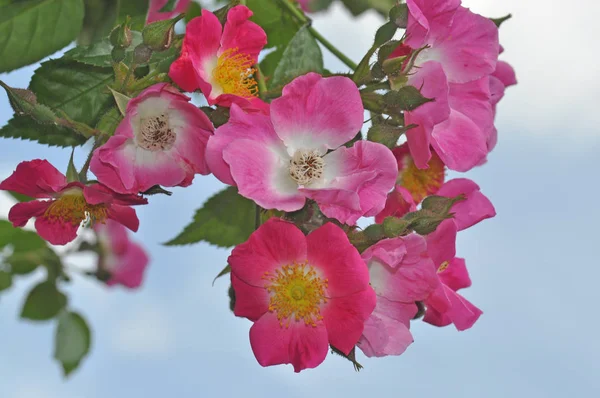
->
[263, 260, 328, 328]
[43, 192, 108, 226]
[213, 48, 258, 98]
[437, 260, 450, 273]
[400, 152, 445, 203]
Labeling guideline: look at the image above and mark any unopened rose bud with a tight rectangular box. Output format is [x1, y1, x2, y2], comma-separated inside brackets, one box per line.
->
[142, 15, 183, 52]
[110, 17, 133, 49]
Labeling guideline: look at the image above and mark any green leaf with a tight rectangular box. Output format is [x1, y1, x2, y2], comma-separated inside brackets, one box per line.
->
[0, 0, 85, 73]
[117, 0, 150, 30]
[78, 0, 119, 45]
[66, 31, 143, 67]
[0, 270, 12, 291]
[0, 80, 57, 124]
[108, 88, 131, 116]
[54, 311, 91, 377]
[66, 149, 79, 182]
[0, 115, 88, 147]
[5, 191, 33, 203]
[249, 0, 300, 80]
[212, 264, 231, 286]
[490, 14, 512, 28]
[0, 220, 47, 253]
[383, 86, 433, 112]
[21, 281, 68, 321]
[272, 26, 324, 88]
[367, 123, 415, 148]
[165, 187, 255, 247]
[95, 107, 123, 136]
[184, 1, 202, 23]
[29, 59, 114, 126]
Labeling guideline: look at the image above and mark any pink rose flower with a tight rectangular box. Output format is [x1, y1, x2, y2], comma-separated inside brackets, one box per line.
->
[357, 235, 438, 357]
[229, 218, 376, 372]
[146, 0, 191, 24]
[423, 219, 482, 330]
[90, 83, 214, 194]
[206, 73, 398, 225]
[389, 2, 500, 171]
[169, 5, 269, 113]
[95, 220, 149, 289]
[0, 160, 147, 245]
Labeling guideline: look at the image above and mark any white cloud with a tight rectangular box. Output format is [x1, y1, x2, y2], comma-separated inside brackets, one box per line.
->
[110, 305, 176, 356]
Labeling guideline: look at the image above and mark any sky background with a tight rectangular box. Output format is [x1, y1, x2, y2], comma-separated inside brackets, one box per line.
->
[1, 0, 599, 397]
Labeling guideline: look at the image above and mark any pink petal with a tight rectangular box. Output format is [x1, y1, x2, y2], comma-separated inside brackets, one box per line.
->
[231, 273, 270, 322]
[431, 109, 488, 172]
[107, 205, 140, 232]
[146, 0, 191, 23]
[375, 186, 417, 223]
[448, 77, 494, 145]
[206, 104, 284, 186]
[424, 7, 499, 83]
[425, 218, 457, 267]
[95, 219, 128, 255]
[0, 159, 66, 198]
[223, 139, 305, 212]
[300, 187, 362, 225]
[170, 101, 214, 176]
[321, 288, 377, 355]
[219, 5, 267, 62]
[437, 178, 496, 230]
[404, 61, 450, 169]
[249, 312, 329, 372]
[438, 257, 471, 291]
[107, 240, 149, 289]
[306, 223, 370, 298]
[405, 0, 460, 48]
[366, 235, 439, 302]
[492, 60, 517, 88]
[8, 200, 51, 227]
[34, 216, 79, 245]
[270, 73, 363, 154]
[358, 298, 416, 357]
[228, 219, 307, 287]
[91, 136, 135, 193]
[304, 141, 397, 225]
[425, 285, 482, 331]
[169, 10, 222, 93]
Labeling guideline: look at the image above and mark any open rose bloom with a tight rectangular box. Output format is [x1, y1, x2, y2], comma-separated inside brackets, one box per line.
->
[95, 220, 149, 289]
[207, 73, 397, 225]
[169, 5, 269, 113]
[90, 83, 214, 194]
[358, 235, 438, 357]
[0, 160, 147, 245]
[229, 219, 376, 372]
[388, 0, 507, 171]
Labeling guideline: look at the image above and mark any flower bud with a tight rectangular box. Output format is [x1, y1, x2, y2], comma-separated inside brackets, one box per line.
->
[109, 17, 133, 49]
[111, 47, 126, 63]
[142, 15, 183, 52]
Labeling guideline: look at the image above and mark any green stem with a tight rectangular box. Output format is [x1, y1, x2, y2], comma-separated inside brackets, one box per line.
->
[278, 0, 357, 70]
[79, 139, 103, 182]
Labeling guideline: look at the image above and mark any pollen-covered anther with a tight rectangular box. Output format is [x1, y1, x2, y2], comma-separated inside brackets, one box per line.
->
[437, 260, 450, 273]
[289, 149, 325, 186]
[138, 113, 176, 151]
[400, 151, 445, 203]
[43, 192, 108, 226]
[264, 260, 328, 328]
[213, 47, 258, 98]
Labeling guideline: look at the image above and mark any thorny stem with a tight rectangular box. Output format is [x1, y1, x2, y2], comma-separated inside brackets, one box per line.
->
[278, 0, 357, 70]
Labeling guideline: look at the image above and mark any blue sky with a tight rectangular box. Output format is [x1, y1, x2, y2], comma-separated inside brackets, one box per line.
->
[1, 0, 599, 397]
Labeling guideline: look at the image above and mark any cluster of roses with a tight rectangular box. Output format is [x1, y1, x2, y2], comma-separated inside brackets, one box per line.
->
[0, 0, 515, 372]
